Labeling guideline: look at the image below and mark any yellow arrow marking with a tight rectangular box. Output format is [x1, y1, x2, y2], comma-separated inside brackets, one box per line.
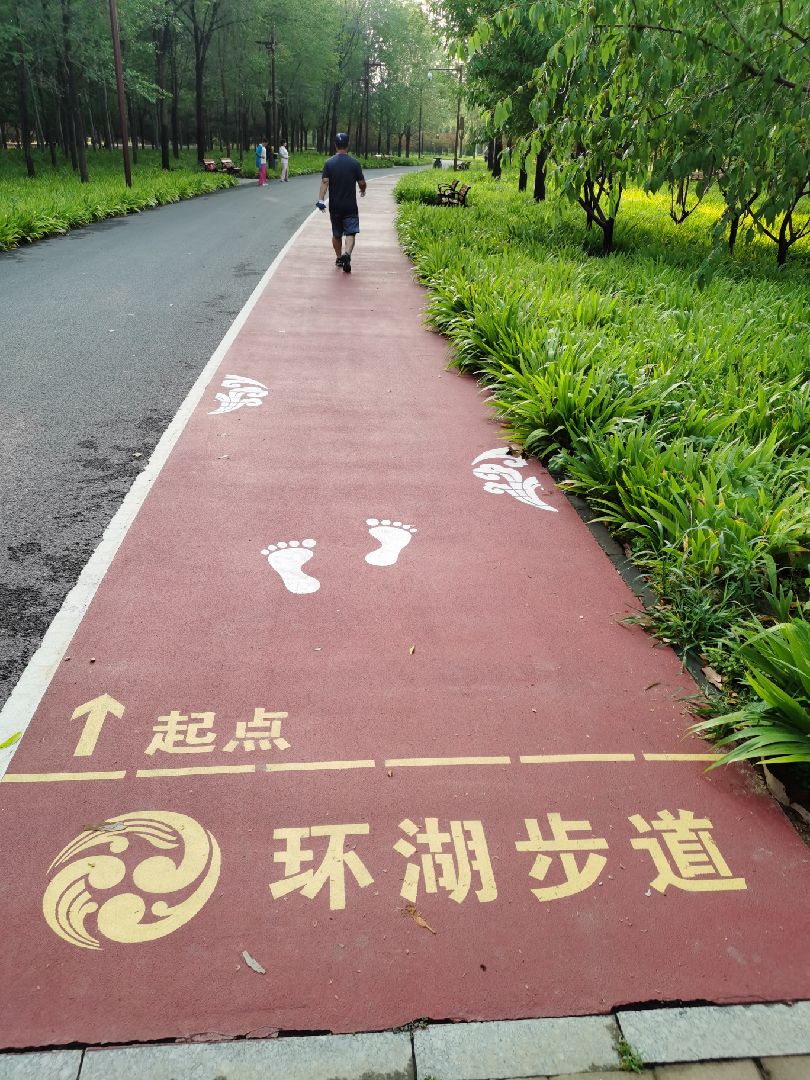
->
[71, 694, 125, 757]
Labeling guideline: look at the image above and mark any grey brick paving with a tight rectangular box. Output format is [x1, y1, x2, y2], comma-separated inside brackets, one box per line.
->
[79, 1031, 413, 1080]
[0, 1051, 81, 1080]
[413, 1016, 620, 1079]
[654, 1062, 762, 1079]
[618, 1003, 810, 1063]
[548, 1072, 653, 1079]
[760, 1057, 810, 1080]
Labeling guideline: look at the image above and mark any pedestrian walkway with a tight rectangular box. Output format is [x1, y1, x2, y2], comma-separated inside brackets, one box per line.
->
[0, 176, 809, 1059]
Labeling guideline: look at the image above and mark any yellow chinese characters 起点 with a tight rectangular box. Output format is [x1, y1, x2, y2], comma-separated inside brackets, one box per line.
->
[223, 709, 290, 752]
[516, 813, 608, 901]
[144, 711, 217, 755]
[394, 818, 497, 904]
[630, 809, 747, 893]
[268, 824, 374, 911]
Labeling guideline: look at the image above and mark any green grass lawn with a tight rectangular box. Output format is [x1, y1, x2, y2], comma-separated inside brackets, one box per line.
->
[395, 165, 810, 764]
[0, 148, 239, 251]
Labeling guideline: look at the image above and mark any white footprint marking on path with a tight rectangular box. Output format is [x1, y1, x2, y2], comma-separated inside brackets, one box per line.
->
[261, 539, 320, 594]
[365, 519, 417, 566]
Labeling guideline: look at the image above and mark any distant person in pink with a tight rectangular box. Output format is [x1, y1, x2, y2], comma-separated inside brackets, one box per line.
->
[256, 139, 267, 186]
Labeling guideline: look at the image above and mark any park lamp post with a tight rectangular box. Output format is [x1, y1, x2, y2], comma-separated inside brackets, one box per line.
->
[108, 0, 131, 187]
[427, 64, 464, 170]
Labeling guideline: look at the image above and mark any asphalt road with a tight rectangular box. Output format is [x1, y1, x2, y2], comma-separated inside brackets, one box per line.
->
[0, 167, 418, 710]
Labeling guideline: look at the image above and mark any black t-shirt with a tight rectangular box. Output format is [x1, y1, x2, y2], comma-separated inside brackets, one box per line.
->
[322, 153, 365, 215]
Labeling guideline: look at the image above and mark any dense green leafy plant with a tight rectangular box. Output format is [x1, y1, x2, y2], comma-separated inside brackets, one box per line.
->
[691, 618, 810, 766]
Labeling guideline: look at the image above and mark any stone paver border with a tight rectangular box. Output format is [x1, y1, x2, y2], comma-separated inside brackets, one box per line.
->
[2, 1004, 810, 1079]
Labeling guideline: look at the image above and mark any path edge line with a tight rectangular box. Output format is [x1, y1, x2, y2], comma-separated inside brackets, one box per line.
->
[0, 210, 317, 778]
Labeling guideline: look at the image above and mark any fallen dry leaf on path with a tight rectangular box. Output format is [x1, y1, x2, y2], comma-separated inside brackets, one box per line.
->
[409, 645, 416, 655]
[403, 903, 436, 935]
[701, 665, 723, 689]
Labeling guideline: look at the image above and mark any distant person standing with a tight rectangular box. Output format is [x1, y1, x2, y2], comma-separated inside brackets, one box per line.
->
[315, 132, 366, 274]
[278, 141, 289, 182]
[256, 139, 267, 186]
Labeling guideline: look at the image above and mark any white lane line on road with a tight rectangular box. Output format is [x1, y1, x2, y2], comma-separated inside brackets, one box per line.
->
[0, 210, 318, 780]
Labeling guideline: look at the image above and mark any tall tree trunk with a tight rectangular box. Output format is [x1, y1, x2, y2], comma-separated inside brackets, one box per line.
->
[329, 83, 341, 145]
[15, 3, 35, 178]
[728, 213, 740, 253]
[102, 79, 113, 149]
[518, 153, 527, 192]
[170, 34, 180, 159]
[492, 136, 502, 179]
[60, 0, 88, 182]
[533, 148, 546, 201]
[86, 97, 97, 150]
[777, 214, 790, 266]
[127, 93, 138, 164]
[193, 44, 206, 158]
[156, 26, 170, 168]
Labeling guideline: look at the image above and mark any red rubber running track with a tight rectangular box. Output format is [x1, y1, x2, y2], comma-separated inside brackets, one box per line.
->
[1, 177, 809, 1049]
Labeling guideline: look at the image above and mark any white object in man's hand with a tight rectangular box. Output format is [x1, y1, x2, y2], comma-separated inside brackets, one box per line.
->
[316, 200, 326, 211]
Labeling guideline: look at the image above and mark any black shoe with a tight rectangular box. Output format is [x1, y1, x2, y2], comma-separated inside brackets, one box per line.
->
[335, 254, 345, 267]
[342, 253, 352, 273]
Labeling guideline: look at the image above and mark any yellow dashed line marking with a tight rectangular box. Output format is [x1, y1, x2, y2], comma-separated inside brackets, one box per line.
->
[136, 765, 257, 777]
[265, 760, 376, 772]
[520, 754, 636, 764]
[2, 771, 127, 783]
[385, 756, 512, 768]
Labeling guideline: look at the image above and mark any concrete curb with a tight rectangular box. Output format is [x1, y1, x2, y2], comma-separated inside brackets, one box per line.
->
[413, 1015, 621, 1078]
[3, 1005, 810, 1080]
[616, 1001, 810, 1063]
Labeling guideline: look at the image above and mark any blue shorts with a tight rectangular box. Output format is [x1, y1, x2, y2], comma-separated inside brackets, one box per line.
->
[330, 214, 360, 239]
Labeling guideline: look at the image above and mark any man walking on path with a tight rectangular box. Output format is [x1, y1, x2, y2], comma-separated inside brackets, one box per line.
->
[316, 132, 366, 273]
[279, 141, 289, 181]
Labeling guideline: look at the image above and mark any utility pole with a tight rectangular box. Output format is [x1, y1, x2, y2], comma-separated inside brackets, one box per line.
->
[108, 0, 131, 186]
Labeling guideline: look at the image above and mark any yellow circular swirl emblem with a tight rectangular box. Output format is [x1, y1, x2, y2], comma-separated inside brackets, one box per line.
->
[43, 811, 220, 950]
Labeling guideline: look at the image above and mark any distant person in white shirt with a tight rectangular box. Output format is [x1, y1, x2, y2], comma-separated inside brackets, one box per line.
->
[279, 142, 289, 182]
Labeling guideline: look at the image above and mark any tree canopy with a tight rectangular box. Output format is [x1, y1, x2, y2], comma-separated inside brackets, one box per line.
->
[458, 0, 809, 262]
[0, 0, 456, 172]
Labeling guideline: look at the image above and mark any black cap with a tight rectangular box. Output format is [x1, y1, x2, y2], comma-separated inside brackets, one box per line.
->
[335, 132, 349, 148]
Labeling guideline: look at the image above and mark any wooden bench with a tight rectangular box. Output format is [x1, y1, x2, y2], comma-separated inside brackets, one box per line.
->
[437, 177, 459, 199]
[456, 160, 471, 170]
[218, 158, 242, 175]
[441, 182, 471, 207]
[202, 158, 217, 172]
